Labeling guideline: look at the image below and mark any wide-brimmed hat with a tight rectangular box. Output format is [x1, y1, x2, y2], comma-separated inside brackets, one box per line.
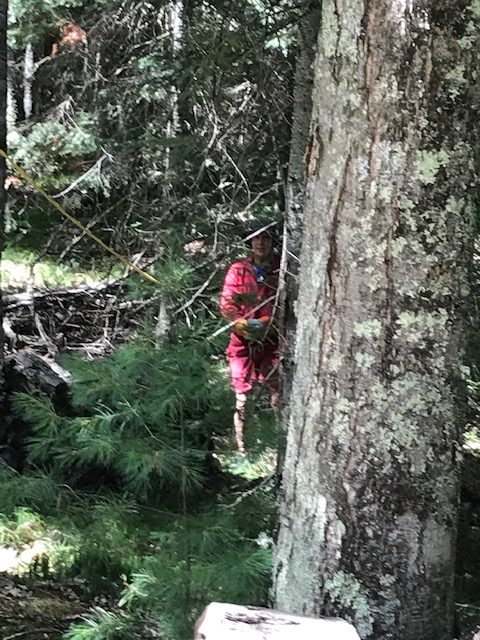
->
[244, 218, 278, 243]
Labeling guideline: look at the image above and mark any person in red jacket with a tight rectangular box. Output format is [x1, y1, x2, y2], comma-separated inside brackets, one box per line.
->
[220, 220, 280, 454]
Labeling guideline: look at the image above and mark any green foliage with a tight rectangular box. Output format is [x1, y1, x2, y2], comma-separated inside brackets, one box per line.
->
[7, 110, 108, 247]
[120, 542, 271, 638]
[3, 1, 291, 637]
[152, 258, 195, 296]
[6, 0, 292, 261]
[9, 324, 277, 639]
[465, 426, 480, 444]
[8, 0, 113, 48]
[10, 113, 104, 191]
[0, 450, 275, 638]
[0, 467, 60, 515]
[467, 369, 480, 449]
[14, 335, 231, 499]
[79, 495, 276, 640]
[0, 467, 149, 585]
[0, 507, 44, 546]
[64, 608, 131, 640]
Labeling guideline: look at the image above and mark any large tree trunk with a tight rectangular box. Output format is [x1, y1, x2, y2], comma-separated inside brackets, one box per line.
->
[274, 3, 480, 640]
[0, 0, 8, 418]
[281, 1, 321, 421]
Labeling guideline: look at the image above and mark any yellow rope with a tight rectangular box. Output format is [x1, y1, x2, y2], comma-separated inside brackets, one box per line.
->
[0, 149, 159, 285]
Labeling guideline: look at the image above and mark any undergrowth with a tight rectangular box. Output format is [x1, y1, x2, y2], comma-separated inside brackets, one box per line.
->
[7, 333, 278, 639]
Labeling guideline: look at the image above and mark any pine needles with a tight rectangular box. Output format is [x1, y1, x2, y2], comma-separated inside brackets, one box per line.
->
[8, 336, 278, 640]
[13, 335, 231, 500]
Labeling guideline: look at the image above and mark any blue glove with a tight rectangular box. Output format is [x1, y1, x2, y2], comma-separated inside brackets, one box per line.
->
[247, 319, 264, 334]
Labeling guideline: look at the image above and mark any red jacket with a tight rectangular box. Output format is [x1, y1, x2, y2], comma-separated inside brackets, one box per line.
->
[220, 254, 280, 353]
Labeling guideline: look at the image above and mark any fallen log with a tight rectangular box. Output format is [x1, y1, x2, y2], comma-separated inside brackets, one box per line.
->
[193, 603, 360, 640]
[0, 349, 71, 468]
[3, 348, 71, 399]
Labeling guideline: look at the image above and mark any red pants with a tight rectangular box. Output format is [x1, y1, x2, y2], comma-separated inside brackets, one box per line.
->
[227, 337, 279, 395]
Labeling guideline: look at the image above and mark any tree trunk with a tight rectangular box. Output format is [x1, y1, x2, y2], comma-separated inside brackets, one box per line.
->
[161, 1, 182, 196]
[281, 1, 321, 426]
[274, 3, 480, 640]
[23, 42, 34, 119]
[0, 0, 8, 420]
[285, 1, 322, 244]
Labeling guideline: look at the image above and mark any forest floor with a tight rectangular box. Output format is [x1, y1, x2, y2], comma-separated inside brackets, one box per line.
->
[0, 574, 92, 640]
[0, 449, 274, 640]
[0, 574, 163, 639]
[0, 505, 478, 640]
[0, 448, 478, 640]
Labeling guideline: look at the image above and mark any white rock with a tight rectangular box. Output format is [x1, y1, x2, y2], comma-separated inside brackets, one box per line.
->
[194, 602, 361, 640]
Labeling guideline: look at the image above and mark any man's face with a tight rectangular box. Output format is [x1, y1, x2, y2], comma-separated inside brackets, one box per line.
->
[251, 233, 272, 262]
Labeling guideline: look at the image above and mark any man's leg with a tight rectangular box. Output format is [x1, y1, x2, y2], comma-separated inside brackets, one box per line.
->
[227, 350, 253, 454]
[234, 392, 248, 454]
[258, 347, 280, 418]
[269, 388, 280, 416]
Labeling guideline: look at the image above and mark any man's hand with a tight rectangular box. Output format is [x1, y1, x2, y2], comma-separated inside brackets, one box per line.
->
[233, 318, 249, 338]
[234, 316, 272, 339]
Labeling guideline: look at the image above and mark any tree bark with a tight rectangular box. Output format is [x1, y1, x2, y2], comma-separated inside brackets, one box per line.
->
[0, 0, 8, 420]
[23, 42, 34, 119]
[281, 1, 321, 426]
[274, 3, 480, 640]
[160, 1, 182, 195]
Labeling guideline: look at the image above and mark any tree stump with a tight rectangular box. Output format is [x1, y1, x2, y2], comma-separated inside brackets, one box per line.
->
[194, 603, 360, 640]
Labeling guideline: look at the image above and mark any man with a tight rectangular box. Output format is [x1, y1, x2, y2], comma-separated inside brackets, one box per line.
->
[220, 220, 280, 454]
